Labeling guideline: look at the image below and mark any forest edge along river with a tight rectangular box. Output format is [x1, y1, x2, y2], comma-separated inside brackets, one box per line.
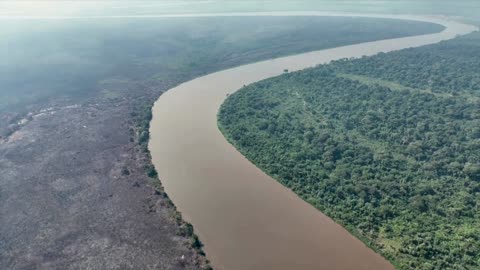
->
[150, 12, 477, 270]
[148, 12, 477, 270]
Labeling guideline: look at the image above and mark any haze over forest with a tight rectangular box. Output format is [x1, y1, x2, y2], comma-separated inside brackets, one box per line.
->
[1, 1, 479, 270]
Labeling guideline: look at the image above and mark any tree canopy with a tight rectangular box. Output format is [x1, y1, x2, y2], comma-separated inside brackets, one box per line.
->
[218, 32, 480, 270]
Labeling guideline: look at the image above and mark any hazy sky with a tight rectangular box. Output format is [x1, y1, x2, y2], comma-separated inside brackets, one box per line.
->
[1, 1, 479, 20]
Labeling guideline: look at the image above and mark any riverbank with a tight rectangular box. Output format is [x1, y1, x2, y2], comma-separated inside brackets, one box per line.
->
[1, 15, 442, 269]
[149, 13, 477, 270]
[218, 30, 480, 267]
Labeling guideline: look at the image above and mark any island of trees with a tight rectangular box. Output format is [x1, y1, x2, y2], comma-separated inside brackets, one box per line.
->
[219, 32, 480, 269]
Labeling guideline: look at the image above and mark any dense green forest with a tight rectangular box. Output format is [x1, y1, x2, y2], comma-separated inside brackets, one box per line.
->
[219, 32, 480, 269]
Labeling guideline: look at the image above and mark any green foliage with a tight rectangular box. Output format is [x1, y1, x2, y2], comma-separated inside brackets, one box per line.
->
[218, 32, 480, 269]
[329, 32, 480, 99]
[145, 165, 158, 178]
[178, 222, 195, 238]
[192, 235, 204, 249]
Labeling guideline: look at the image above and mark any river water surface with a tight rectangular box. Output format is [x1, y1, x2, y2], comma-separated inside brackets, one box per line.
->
[149, 12, 477, 270]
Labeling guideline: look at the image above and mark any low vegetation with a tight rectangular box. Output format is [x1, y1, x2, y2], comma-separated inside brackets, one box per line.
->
[130, 100, 212, 268]
[219, 32, 480, 269]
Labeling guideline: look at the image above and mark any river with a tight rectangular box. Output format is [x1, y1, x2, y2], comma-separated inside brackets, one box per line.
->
[149, 12, 477, 270]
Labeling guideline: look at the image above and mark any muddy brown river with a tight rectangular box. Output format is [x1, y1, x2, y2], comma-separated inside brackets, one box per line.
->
[149, 12, 477, 270]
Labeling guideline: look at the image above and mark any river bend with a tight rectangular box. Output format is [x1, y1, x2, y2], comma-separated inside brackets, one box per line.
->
[149, 12, 477, 270]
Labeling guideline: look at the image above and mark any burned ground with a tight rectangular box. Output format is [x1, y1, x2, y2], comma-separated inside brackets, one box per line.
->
[0, 17, 443, 270]
[0, 83, 208, 270]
